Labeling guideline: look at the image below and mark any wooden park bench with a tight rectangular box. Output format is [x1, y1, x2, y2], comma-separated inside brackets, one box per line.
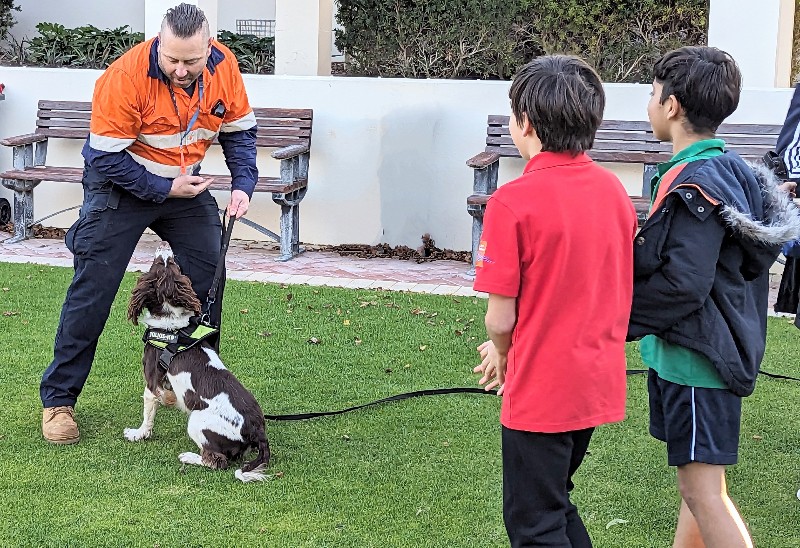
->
[466, 116, 781, 274]
[0, 100, 313, 261]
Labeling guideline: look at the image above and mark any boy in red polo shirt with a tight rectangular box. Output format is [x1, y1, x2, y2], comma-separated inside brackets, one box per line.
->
[473, 55, 637, 547]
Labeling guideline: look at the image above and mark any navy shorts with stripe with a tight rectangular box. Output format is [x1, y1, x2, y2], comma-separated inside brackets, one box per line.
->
[648, 369, 741, 467]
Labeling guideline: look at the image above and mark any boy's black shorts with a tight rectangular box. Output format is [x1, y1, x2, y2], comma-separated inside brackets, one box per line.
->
[648, 369, 741, 467]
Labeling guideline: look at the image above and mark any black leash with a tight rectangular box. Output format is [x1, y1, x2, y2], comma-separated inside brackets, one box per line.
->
[202, 214, 236, 323]
[264, 369, 653, 421]
[264, 387, 497, 421]
[759, 370, 800, 382]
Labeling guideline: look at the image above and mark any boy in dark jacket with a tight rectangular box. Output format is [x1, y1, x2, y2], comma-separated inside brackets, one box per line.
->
[629, 46, 800, 547]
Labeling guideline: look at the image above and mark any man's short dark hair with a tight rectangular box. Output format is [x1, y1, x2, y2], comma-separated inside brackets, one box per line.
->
[654, 46, 741, 135]
[509, 55, 605, 155]
[163, 3, 208, 39]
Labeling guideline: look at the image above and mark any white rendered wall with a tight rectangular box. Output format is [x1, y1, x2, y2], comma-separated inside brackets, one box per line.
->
[9, 0, 145, 40]
[274, 0, 333, 76]
[708, 0, 794, 87]
[8, 0, 275, 41]
[0, 67, 794, 251]
[217, 0, 275, 34]
[145, 0, 219, 38]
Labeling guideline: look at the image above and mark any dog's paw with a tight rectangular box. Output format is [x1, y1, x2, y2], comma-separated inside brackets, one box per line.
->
[178, 452, 203, 466]
[123, 428, 151, 442]
[235, 467, 268, 483]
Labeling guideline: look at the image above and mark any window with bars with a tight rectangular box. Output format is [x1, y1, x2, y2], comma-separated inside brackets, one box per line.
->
[235, 19, 275, 38]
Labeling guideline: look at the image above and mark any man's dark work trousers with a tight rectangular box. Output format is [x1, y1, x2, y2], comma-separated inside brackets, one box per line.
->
[41, 171, 224, 407]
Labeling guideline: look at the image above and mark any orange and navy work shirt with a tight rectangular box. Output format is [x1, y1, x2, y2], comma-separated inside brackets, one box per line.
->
[81, 37, 258, 202]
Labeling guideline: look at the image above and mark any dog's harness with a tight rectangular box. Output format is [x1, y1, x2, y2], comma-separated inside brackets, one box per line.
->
[144, 321, 219, 370]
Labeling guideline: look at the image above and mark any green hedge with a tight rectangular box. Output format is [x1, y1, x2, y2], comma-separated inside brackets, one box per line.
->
[335, 0, 708, 82]
[0, 23, 274, 74]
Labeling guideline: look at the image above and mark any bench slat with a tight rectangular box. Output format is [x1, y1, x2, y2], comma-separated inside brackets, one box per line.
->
[38, 100, 93, 111]
[37, 119, 93, 129]
[36, 128, 90, 139]
[1, 166, 84, 183]
[256, 127, 311, 138]
[252, 107, 313, 119]
[256, 118, 313, 129]
[37, 110, 93, 120]
[0, 165, 309, 196]
[208, 176, 307, 194]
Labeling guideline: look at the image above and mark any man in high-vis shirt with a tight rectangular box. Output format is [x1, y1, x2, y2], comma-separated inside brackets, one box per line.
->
[41, 3, 258, 444]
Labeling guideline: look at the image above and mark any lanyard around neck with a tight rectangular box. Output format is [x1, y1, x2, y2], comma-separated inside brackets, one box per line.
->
[167, 75, 204, 175]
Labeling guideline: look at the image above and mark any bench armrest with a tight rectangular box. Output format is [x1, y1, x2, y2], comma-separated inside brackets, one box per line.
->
[0, 133, 48, 147]
[272, 144, 310, 160]
[466, 151, 500, 169]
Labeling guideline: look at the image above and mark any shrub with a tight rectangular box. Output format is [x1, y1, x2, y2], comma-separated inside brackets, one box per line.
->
[0, 0, 18, 42]
[335, 0, 707, 83]
[217, 30, 274, 75]
[0, 23, 275, 74]
[335, 0, 531, 80]
[25, 23, 143, 69]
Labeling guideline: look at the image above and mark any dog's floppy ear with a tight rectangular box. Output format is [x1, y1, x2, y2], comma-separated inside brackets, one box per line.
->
[158, 262, 202, 314]
[171, 272, 202, 314]
[127, 272, 155, 325]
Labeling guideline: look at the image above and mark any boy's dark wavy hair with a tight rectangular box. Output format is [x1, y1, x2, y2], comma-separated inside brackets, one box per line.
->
[654, 46, 741, 134]
[509, 55, 605, 155]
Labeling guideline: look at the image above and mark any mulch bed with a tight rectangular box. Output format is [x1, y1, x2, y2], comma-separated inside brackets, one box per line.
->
[1, 225, 472, 264]
[1, 223, 67, 239]
[324, 234, 471, 263]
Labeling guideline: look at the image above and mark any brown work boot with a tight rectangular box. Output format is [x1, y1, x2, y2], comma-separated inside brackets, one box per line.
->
[42, 406, 80, 445]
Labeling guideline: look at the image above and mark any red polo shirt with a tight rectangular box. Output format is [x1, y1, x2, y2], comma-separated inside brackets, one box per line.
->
[474, 152, 637, 433]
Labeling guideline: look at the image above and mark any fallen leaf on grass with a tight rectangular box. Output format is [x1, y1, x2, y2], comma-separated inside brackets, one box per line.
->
[419, 345, 427, 351]
[410, 308, 426, 315]
[240, 309, 248, 314]
[308, 337, 322, 344]
[354, 338, 362, 345]
[752, 435, 763, 440]
[343, 319, 351, 326]
[605, 518, 628, 529]
[258, 331, 273, 338]
[2, 311, 19, 316]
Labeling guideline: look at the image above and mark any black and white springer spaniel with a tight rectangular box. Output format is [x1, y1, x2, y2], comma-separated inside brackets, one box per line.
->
[124, 242, 270, 482]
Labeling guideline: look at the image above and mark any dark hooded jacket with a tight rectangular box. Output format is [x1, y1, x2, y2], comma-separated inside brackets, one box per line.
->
[627, 151, 800, 396]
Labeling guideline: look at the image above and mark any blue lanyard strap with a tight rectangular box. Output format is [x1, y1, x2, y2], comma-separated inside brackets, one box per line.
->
[167, 74, 204, 145]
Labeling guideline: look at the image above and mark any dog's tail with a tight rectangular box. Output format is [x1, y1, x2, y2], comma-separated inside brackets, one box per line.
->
[235, 428, 271, 483]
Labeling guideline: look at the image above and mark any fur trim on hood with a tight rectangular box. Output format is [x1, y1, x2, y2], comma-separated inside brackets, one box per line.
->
[722, 160, 800, 246]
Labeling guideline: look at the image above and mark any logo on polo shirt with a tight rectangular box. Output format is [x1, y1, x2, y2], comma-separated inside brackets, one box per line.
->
[476, 240, 494, 268]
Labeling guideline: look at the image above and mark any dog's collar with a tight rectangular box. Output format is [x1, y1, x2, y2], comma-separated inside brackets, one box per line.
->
[144, 322, 219, 369]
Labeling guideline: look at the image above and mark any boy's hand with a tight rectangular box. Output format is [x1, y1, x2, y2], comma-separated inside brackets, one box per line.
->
[474, 340, 506, 395]
[779, 181, 797, 199]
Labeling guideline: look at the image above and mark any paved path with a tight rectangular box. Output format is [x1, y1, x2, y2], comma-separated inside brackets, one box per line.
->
[0, 234, 482, 296]
[0, 234, 789, 317]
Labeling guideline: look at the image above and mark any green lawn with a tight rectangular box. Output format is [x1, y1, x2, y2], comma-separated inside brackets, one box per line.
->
[0, 262, 798, 547]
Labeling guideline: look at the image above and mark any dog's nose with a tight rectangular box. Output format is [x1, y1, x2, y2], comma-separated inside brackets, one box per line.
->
[155, 242, 174, 263]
